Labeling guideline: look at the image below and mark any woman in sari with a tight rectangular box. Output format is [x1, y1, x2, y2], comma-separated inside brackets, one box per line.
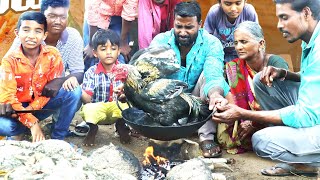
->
[217, 21, 289, 154]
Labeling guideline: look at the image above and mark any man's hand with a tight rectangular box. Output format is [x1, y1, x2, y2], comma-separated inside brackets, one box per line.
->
[30, 122, 45, 142]
[0, 103, 17, 118]
[0, 103, 14, 116]
[42, 78, 64, 97]
[83, 44, 94, 62]
[208, 93, 228, 111]
[260, 66, 286, 87]
[62, 76, 79, 91]
[212, 104, 242, 124]
[237, 120, 255, 141]
[120, 43, 131, 63]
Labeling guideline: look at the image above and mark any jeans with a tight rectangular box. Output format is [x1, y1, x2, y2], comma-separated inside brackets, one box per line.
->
[0, 86, 82, 140]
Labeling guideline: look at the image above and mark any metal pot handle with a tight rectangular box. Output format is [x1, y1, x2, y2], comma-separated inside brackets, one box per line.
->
[115, 95, 131, 111]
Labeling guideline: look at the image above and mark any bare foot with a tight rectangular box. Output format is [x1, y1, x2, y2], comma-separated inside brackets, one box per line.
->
[82, 123, 98, 146]
[115, 118, 131, 144]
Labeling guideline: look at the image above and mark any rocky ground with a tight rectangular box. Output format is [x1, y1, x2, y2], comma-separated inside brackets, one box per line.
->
[1, 112, 317, 180]
[62, 113, 317, 180]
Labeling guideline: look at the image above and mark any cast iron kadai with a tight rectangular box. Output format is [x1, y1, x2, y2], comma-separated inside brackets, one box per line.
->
[117, 98, 216, 141]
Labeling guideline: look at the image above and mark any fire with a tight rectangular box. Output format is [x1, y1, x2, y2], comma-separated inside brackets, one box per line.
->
[142, 146, 168, 166]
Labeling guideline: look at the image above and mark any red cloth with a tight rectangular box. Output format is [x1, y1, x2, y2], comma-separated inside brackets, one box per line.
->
[138, 0, 181, 49]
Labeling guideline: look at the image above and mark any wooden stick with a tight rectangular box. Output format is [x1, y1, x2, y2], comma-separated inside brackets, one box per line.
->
[232, 120, 238, 139]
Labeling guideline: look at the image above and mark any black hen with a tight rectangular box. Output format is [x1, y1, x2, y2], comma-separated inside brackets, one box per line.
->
[114, 46, 210, 126]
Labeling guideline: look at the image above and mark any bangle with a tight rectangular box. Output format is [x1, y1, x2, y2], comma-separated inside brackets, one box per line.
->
[280, 69, 287, 81]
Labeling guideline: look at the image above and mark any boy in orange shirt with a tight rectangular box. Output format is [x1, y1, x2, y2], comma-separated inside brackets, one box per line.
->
[0, 11, 80, 142]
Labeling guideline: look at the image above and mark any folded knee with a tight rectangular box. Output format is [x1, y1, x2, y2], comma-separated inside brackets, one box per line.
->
[252, 130, 271, 156]
[253, 72, 263, 88]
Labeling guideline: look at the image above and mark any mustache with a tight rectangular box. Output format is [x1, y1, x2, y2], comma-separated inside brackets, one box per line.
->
[279, 29, 289, 34]
[178, 35, 190, 39]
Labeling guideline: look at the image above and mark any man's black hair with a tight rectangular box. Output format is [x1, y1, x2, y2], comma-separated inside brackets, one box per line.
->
[92, 29, 120, 50]
[274, 0, 320, 20]
[174, 1, 201, 23]
[17, 11, 47, 32]
[40, 0, 70, 14]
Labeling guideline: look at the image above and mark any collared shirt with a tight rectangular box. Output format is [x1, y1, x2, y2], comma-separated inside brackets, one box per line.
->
[0, 45, 63, 128]
[87, 0, 138, 29]
[279, 22, 320, 128]
[149, 29, 230, 97]
[82, 61, 123, 103]
[6, 27, 84, 76]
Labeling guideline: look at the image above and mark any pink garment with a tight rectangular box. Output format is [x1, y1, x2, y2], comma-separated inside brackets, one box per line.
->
[87, 0, 138, 29]
[138, 0, 161, 49]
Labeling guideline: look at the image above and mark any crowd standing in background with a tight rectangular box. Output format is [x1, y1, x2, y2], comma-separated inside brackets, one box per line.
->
[83, 0, 138, 70]
[138, 0, 181, 49]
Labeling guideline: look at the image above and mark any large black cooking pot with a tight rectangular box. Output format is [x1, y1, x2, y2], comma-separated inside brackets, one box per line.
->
[121, 107, 209, 141]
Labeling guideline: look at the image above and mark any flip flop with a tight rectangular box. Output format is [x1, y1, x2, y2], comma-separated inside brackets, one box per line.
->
[261, 163, 319, 177]
[200, 140, 222, 158]
[73, 121, 90, 137]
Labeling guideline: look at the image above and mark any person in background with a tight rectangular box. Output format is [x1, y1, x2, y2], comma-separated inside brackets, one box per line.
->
[80, 29, 130, 146]
[212, 0, 320, 177]
[150, 1, 233, 158]
[138, 0, 181, 49]
[218, 21, 288, 154]
[204, 0, 258, 63]
[0, 11, 77, 142]
[83, 0, 138, 69]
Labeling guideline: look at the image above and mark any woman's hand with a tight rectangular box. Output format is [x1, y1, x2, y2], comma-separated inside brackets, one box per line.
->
[238, 120, 255, 141]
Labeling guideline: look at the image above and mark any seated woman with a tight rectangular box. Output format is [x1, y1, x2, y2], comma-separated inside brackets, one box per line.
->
[218, 21, 289, 154]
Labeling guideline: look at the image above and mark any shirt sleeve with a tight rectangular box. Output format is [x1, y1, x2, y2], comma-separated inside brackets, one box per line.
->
[0, 58, 38, 128]
[64, 28, 84, 74]
[149, 32, 169, 47]
[202, 34, 230, 97]
[81, 68, 95, 96]
[246, 4, 259, 23]
[279, 47, 320, 128]
[268, 55, 289, 70]
[203, 5, 218, 34]
[29, 50, 64, 110]
[122, 0, 138, 21]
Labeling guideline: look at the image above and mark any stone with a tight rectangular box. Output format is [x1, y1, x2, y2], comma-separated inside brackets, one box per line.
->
[166, 158, 212, 180]
[87, 143, 141, 178]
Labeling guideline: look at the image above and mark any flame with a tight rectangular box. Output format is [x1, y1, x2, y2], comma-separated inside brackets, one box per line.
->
[142, 146, 168, 166]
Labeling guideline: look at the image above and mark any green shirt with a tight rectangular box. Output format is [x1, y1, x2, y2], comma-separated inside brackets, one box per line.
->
[279, 22, 320, 128]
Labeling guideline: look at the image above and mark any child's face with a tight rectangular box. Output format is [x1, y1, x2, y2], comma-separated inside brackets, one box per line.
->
[220, 0, 246, 22]
[15, 20, 47, 50]
[93, 40, 120, 66]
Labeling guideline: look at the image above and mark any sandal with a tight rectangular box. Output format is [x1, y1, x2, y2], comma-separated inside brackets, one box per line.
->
[261, 163, 319, 177]
[73, 121, 90, 137]
[200, 140, 222, 158]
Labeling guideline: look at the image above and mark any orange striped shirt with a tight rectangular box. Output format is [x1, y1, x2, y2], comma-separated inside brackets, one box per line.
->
[0, 45, 63, 128]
